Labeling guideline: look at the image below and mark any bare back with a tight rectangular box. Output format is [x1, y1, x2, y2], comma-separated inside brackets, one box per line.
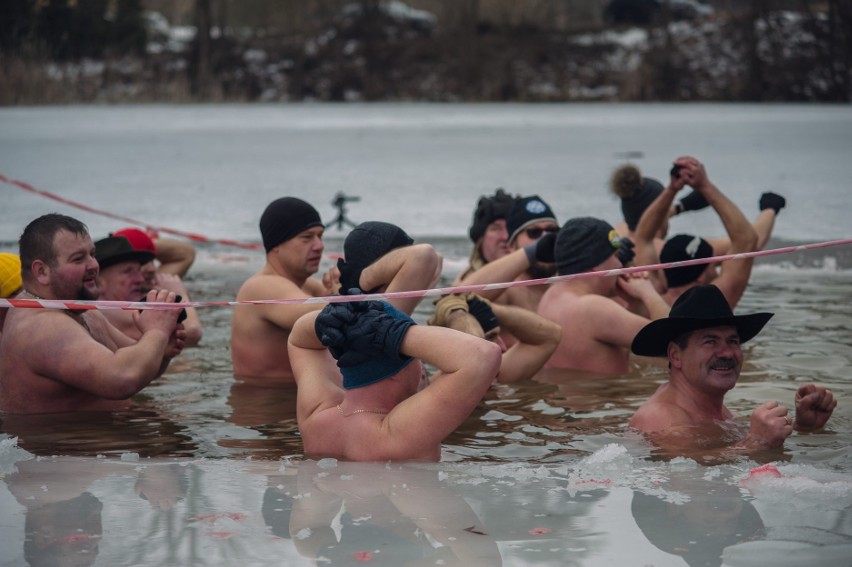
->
[538, 284, 636, 375]
[301, 405, 442, 462]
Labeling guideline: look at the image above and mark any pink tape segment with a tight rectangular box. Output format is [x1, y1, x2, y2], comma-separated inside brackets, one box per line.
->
[2, 171, 850, 311]
[1, 239, 850, 311]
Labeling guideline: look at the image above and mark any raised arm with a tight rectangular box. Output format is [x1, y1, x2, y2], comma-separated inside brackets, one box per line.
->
[152, 237, 196, 277]
[384, 326, 502, 455]
[289, 310, 343, 419]
[457, 247, 531, 301]
[685, 158, 758, 307]
[358, 243, 442, 314]
[489, 302, 560, 383]
[633, 171, 689, 290]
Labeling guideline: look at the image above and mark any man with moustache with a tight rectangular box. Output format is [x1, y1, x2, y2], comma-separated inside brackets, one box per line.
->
[630, 285, 836, 456]
[0, 214, 185, 413]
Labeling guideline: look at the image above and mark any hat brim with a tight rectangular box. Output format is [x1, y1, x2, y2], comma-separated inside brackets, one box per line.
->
[98, 250, 155, 271]
[631, 312, 774, 357]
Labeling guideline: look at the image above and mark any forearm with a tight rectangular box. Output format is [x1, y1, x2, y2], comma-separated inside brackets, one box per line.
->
[360, 244, 439, 291]
[153, 238, 196, 276]
[704, 182, 758, 253]
[111, 331, 171, 397]
[492, 303, 559, 347]
[635, 187, 678, 246]
[639, 290, 670, 320]
[289, 311, 325, 350]
[457, 248, 529, 300]
[401, 327, 500, 391]
[752, 209, 777, 250]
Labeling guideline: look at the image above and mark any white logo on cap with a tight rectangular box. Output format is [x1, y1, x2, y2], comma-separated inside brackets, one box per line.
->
[686, 236, 702, 258]
[526, 200, 547, 214]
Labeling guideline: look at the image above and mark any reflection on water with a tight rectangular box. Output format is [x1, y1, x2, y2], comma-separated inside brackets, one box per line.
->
[4, 450, 851, 566]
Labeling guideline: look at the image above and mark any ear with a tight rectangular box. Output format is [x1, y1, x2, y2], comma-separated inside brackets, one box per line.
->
[667, 341, 682, 369]
[31, 259, 50, 286]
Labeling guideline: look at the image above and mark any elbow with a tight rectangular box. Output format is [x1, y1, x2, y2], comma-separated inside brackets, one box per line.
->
[478, 340, 503, 380]
[544, 326, 562, 357]
[184, 324, 203, 346]
[103, 377, 149, 400]
[413, 245, 442, 279]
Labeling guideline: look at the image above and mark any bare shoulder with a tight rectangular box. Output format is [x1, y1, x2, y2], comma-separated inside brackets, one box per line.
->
[539, 284, 577, 309]
[236, 271, 307, 301]
[630, 398, 692, 433]
[9, 309, 81, 341]
[5, 310, 111, 370]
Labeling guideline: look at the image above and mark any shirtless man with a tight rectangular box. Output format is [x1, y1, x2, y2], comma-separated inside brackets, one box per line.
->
[290, 300, 501, 461]
[0, 214, 185, 414]
[458, 195, 559, 351]
[630, 285, 836, 458]
[632, 156, 772, 308]
[232, 200, 440, 383]
[97, 234, 202, 345]
[231, 197, 330, 382]
[537, 217, 670, 375]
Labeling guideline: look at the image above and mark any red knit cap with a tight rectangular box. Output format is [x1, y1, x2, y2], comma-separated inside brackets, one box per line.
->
[113, 228, 156, 254]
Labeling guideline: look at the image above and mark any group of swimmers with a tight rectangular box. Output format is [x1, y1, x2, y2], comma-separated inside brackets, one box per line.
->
[0, 155, 836, 462]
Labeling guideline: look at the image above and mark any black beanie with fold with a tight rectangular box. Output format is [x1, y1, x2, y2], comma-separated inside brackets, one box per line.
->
[260, 197, 324, 252]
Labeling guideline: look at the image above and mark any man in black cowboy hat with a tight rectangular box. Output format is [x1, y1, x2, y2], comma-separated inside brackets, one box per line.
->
[630, 284, 836, 455]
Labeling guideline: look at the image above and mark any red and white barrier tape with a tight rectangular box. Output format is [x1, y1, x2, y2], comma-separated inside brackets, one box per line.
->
[2, 239, 850, 311]
[1, 172, 263, 250]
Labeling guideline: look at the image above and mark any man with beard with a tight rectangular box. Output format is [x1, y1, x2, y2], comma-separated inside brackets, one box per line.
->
[0, 214, 185, 413]
[629, 285, 836, 457]
[537, 217, 670, 374]
[458, 195, 559, 346]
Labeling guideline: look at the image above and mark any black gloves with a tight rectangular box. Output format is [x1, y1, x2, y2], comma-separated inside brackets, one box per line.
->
[337, 258, 367, 296]
[617, 236, 635, 267]
[675, 190, 710, 215]
[524, 232, 557, 265]
[759, 191, 786, 214]
[315, 300, 415, 367]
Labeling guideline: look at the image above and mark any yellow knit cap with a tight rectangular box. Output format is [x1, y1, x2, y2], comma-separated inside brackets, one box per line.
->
[0, 253, 23, 298]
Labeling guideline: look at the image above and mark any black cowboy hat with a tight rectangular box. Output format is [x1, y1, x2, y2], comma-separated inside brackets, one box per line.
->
[94, 236, 155, 270]
[631, 285, 774, 357]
